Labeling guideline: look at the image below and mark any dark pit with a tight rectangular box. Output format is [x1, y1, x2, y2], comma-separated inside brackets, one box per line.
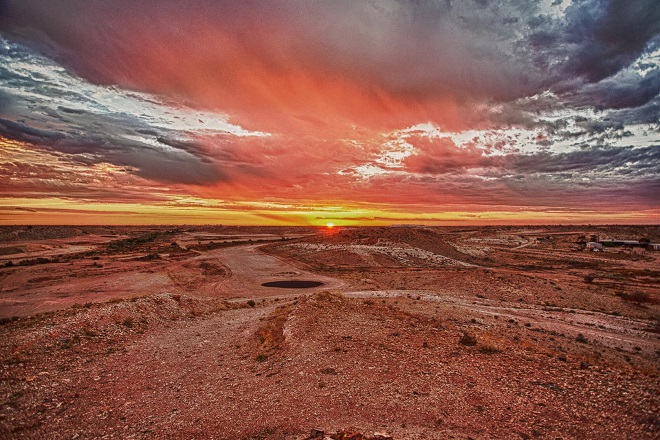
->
[261, 280, 324, 289]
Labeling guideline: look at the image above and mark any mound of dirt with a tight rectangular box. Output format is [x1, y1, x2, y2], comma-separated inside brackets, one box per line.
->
[0, 293, 239, 361]
[311, 227, 472, 262]
[264, 227, 481, 270]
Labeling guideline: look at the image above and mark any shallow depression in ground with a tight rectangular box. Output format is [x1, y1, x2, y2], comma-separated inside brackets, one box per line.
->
[261, 280, 325, 288]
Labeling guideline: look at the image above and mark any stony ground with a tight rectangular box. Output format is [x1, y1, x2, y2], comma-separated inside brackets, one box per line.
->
[0, 225, 658, 439]
[1, 292, 657, 439]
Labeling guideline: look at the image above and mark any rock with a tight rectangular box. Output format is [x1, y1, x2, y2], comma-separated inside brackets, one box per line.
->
[373, 432, 393, 440]
[459, 331, 477, 346]
[308, 428, 325, 439]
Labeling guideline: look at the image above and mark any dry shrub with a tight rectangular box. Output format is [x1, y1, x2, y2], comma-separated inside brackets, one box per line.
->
[254, 305, 292, 360]
[475, 332, 507, 354]
[616, 291, 654, 304]
[459, 331, 477, 346]
[314, 291, 344, 302]
[478, 344, 502, 354]
[575, 333, 589, 343]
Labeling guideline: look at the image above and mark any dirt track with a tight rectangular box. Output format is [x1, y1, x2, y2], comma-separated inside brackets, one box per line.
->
[0, 240, 341, 318]
[345, 290, 659, 356]
[209, 245, 344, 299]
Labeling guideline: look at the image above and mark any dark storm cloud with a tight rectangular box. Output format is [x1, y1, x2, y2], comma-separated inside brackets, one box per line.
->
[579, 69, 660, 110]
[524, 0, 660, 135]
[0, 118, 224, 184]
[403, 135, 660, 201]
[1, 1, 657, 110]
[0, 146, 179, 203]
[0, 0, 548, 103]
[606, 97, 660, 125]
[508, 145, 660, 177]
[57, 106, 86, 115]
[0, 118, 65, 141]
[556, 0, 659, 83]
[0, 36, 268, 185]
[156, 137, 213, 164]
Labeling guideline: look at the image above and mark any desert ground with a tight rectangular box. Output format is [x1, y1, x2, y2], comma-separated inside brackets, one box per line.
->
[0, 225, 658, 439]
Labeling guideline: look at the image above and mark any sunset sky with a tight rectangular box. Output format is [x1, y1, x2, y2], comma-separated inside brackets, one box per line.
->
[0, 0, 658, 225]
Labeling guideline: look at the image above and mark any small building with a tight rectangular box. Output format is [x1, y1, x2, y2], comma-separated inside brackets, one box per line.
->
[585, 242, 604, 252]
[649, 243, 660, 251]
[599, 239, 658, 249]
[602, 239, 645, 248]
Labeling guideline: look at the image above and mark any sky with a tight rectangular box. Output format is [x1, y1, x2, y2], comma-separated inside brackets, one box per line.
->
[0, 0, 658, 226]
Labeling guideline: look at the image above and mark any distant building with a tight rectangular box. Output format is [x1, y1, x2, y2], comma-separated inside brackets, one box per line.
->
[599, 239, 657, 249]
[620, 240, 643, 247]
[585, 242, 604, 252]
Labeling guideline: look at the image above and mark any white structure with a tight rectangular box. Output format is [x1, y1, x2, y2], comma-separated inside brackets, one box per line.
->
[585, 242, 604, 252]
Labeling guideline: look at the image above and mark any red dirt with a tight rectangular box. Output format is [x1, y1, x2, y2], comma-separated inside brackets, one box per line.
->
[0, 225, 658, 439]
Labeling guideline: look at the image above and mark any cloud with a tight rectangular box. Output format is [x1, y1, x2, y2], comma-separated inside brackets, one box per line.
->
[507, 145, 660, 177]
[556, 0, 659, 83]
[403, 136, 492, 174]
[0, 137, 179, 203]
[565, 62, 660, 110]
[0, 1, 658, 219]
[0, 0, 582, 132]
[0, 1, 529, 101]
[0, 118, 66, 141]
[2, 2, 658, 133]
[0, 36, 267, 185]
[399, 127, 660, 179]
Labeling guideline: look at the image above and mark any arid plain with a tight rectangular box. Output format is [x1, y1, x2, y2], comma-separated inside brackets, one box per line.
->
[0, 225, 658, 439]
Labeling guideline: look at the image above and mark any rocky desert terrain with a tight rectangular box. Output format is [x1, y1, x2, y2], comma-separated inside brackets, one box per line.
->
[0, 225, 658, 439]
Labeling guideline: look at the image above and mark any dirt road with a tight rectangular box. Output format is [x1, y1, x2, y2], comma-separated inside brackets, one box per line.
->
[207, 245, 345, 299]
[0, 242, 345, 318]
[345, 290, 659, 356]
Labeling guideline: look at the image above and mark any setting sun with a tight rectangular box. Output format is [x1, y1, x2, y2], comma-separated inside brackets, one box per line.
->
[326, 222, 335, 229]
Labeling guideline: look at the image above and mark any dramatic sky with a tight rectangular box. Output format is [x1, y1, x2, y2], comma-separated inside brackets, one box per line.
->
[0, 0, 658, 225]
